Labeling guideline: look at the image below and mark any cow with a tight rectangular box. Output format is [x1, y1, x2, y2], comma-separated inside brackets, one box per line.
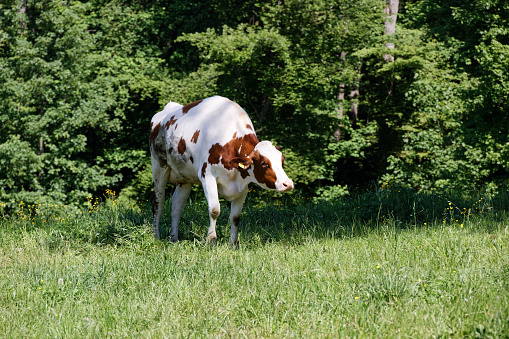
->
[149, 96, 294, 246]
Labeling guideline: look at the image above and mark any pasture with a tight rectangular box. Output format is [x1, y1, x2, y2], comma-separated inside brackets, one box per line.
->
[1, 187, 508, 337]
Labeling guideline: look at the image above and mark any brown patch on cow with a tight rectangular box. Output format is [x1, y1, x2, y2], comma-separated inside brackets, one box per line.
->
[210, 207, 220, 219]
[281, 154, 285, 168]
[246, 124, 253, 131]
[190, 156, 194, 164]
[232, 132, 237, 139]
[174, 124, 178, 130]
[232, 215, 240, 226]
[207, 143, 222, 165]
[177, 137, 186, 155]
[149, 122, 161, 147]
[191, 130, 200, 143]
[151, 190, 158, 216]
[207, 133, 259, 173]
[182, 99, 203, 114]
[201, 162, 208, 178]
[164, 115, 178, 130]
[160, 115, 177, 131]
[252, 151, 277, 189]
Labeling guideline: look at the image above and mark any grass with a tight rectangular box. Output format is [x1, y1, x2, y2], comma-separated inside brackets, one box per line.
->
[1, 186, 508, 337]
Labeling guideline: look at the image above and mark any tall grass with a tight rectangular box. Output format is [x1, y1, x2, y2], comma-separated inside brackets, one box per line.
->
[1, 186, 508, 337]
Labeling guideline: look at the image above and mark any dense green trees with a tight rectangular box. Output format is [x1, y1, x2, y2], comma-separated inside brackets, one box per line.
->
[0, 0, 508, 209]
[0, 0, 166, 207]
[374, 0, 509, 192]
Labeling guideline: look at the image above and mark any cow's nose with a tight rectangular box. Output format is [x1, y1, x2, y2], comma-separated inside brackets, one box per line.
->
[282, 180, 294, 191]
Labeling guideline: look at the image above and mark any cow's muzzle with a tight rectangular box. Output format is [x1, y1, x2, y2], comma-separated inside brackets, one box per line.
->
[279, 180, 294, 192]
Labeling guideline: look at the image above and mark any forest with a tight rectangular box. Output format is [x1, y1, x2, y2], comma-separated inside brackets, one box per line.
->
[1, 0, 508, 208]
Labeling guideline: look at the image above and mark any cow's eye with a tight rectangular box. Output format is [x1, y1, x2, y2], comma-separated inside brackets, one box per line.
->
[261, 162, 270, 169]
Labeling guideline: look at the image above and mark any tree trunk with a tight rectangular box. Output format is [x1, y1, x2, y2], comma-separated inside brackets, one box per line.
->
[348, 87, 359, 126]
[19, 0, 27, 34]
[334, 52, 361, 141]
[383, 0, 399, 62]
[334, 52, 347, 141]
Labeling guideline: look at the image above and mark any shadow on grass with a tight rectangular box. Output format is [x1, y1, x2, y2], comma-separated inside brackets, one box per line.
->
[167, 185, 509, 246]
[4, 185, 508, 249]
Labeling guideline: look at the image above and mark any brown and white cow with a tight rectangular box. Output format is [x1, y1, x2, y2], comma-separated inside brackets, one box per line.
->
[149, 96, 294, 245]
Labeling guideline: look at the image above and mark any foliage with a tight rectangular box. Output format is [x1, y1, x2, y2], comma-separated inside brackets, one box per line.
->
[0, 0, 508, 206]
[0, 0, 165, 208]
[391, 0, 509, 191]
[177, 0, 386, 189]
[354, 28, 473, 191]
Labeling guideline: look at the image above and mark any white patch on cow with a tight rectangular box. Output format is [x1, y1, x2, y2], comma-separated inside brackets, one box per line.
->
[165, 101, 183, 111]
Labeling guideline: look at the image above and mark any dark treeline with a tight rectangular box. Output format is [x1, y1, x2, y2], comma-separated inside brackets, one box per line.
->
[0, 0, 508, 208]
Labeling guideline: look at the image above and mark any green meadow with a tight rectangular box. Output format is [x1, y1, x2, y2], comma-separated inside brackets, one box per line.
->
[1, 187, 508, 338]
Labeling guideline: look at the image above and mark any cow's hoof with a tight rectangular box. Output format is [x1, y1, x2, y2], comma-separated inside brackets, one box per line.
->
[206, 236, 217, 246]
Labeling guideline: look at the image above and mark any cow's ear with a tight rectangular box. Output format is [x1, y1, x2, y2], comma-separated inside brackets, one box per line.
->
[230, 157, 252, 170]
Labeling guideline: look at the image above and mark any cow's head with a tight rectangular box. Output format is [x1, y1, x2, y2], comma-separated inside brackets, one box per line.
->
[246, 141, 293, 192]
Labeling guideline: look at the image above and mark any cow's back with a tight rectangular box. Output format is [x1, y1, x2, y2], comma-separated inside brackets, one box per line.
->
[180, 96, 254, 145]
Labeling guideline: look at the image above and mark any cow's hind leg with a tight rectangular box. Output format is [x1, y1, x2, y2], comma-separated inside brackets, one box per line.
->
[170, 184, 192, 242]
[229, 189, 248, 248]
[152, 161, 170, 240]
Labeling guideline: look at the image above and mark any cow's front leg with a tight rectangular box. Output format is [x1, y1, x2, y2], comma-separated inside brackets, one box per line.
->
[152, 163, 170, 240]
[201, 175, 220, 244]
[229, 189, 249, 248]
[170, 183, 192, 242]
